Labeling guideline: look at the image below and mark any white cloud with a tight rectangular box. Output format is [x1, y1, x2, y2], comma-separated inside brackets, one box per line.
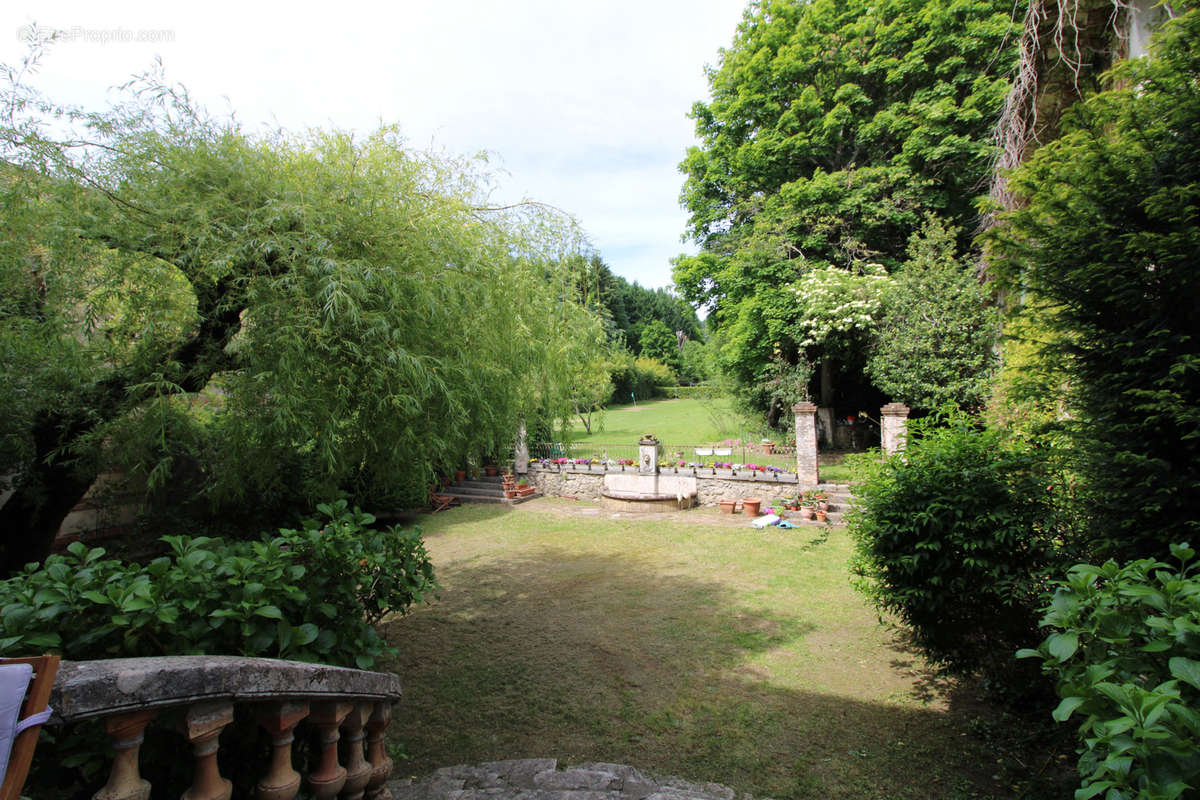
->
[2, 0, 745, 289]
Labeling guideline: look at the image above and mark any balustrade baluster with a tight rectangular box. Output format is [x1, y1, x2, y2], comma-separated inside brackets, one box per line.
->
[363, 702, 394, 800]
[93, 709, 156, 800]
[255, 701, 309, 800]
[306, 701, 353, 799]
[179, 700, 234, 800]
[338, 703, 372, 800]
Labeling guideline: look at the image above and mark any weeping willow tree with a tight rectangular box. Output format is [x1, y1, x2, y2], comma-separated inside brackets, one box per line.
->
[0, 51, 601, 572]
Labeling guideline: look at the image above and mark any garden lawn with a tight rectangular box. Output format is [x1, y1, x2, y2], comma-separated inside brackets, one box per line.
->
[569, 396, 854, 483]
[570, 397, 751, 446]
[381, 501, 1031, 799]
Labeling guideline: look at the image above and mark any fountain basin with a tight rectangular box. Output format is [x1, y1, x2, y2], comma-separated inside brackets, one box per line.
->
[601, 474, 697, 512]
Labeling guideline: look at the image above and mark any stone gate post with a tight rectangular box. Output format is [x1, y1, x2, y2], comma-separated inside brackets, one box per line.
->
[880, 402, 910, 456]
[792, 402, 819, 486]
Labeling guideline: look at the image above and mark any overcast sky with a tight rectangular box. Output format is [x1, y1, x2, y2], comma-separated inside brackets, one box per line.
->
[1, 1, 749, 290]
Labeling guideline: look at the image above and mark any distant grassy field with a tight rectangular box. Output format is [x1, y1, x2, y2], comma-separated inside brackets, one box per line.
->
[566, 397, 853, 482]
[570, 397, 753, 445]
[384, 501, 1063, 798]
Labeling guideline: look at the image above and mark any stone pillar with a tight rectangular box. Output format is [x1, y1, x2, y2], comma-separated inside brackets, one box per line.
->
[514, 420, 529, 475]
[792, 403, 819, 487]
[880, 402, 911, 456]
[638, 435, 659, 475]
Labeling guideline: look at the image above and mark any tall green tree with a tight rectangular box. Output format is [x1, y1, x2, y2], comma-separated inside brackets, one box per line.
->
[637, 318, 682, 375]
[867, 216, 999, 411]
[0, 65, 596, 573]
[674, 0, 1017, 411]
[989, 8, 1200, 560]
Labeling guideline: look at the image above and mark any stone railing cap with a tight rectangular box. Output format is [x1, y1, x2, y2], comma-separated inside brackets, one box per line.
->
[50, 655, 402, 722]
[791, 402, 818, 413]
[880, 402, 911, 415]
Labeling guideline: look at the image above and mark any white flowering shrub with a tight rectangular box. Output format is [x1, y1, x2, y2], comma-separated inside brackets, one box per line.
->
[787, 265, 889, 350]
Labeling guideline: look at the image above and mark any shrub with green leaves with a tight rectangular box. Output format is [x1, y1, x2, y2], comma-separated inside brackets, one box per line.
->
[0, 500, 437, 669]
[1019, 544, 1200, 799]
[847, 413, 1066, 696]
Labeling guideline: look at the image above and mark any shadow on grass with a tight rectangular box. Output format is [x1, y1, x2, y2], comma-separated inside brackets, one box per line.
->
[381, 541, 1046, 800]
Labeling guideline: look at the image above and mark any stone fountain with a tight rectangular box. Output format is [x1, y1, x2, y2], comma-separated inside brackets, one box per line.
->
[600, 435, 697, 512]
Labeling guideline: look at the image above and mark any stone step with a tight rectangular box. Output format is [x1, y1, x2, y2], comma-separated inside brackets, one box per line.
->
[446, 484, 507, 498]
[456, 477, 506, 489]
[387, 759, 751, 800]
[441, 490, 542, 505]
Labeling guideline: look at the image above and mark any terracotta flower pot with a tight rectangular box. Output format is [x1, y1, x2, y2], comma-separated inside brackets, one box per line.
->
[815, 509, 828, 523]
[719, 499, 737, 514]
[455, 469, 467, 482]
[801, 506, 815, 520]
[484, 465, 498, 476]
[742, 497, 762, 516]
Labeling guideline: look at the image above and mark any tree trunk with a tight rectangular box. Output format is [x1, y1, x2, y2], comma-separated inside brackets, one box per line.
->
[0, 416, 96, 576]
[0, 276, 244, 576]
[819, 359, 835, 407]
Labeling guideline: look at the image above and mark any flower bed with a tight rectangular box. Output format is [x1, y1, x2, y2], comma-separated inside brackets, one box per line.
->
[529, 458, 797, 483]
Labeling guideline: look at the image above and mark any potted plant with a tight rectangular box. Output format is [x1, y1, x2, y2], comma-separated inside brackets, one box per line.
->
[815, 507, 828, 523]
[515, 480, 535, 497]
[761, 438, 775, 454]
[484, 464, 499, 477]
[800, 492, 816, 520]
[454, 468, 467, 483]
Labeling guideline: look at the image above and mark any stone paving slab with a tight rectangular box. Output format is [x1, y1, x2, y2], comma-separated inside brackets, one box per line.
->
[386, 759, 760, 800]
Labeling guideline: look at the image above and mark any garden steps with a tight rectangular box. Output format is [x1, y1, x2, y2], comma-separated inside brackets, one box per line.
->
[440, 476, 541, 505]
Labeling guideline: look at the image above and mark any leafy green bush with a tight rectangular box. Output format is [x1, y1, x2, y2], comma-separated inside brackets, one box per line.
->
[1019, 544, 1200, 799]
[0, 500, 437, 669]
[607, 352, 676, 403]
[847, 413, 1065, 696]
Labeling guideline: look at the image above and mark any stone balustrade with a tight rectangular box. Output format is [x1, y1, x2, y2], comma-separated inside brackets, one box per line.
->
[49, 655, 402, 800]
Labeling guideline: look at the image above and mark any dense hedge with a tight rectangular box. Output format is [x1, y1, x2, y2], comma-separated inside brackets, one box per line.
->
[670, 384, 723, 400]
[0, 500, 437, 669]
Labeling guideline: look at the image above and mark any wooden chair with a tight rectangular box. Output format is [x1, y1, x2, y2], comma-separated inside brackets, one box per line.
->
[428, 486, 460, 514]
[0, 654, 60, 800]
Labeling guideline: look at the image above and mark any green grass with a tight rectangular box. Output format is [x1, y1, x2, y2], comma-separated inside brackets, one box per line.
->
[569, 396, 856, 482]
[383, 502, 1054, 798]
[572, 396, 755, 445]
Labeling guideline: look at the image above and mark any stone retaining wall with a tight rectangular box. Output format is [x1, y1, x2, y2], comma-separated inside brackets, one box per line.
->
[526, 467, 803, 508]
[526, 470, 605, 500]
